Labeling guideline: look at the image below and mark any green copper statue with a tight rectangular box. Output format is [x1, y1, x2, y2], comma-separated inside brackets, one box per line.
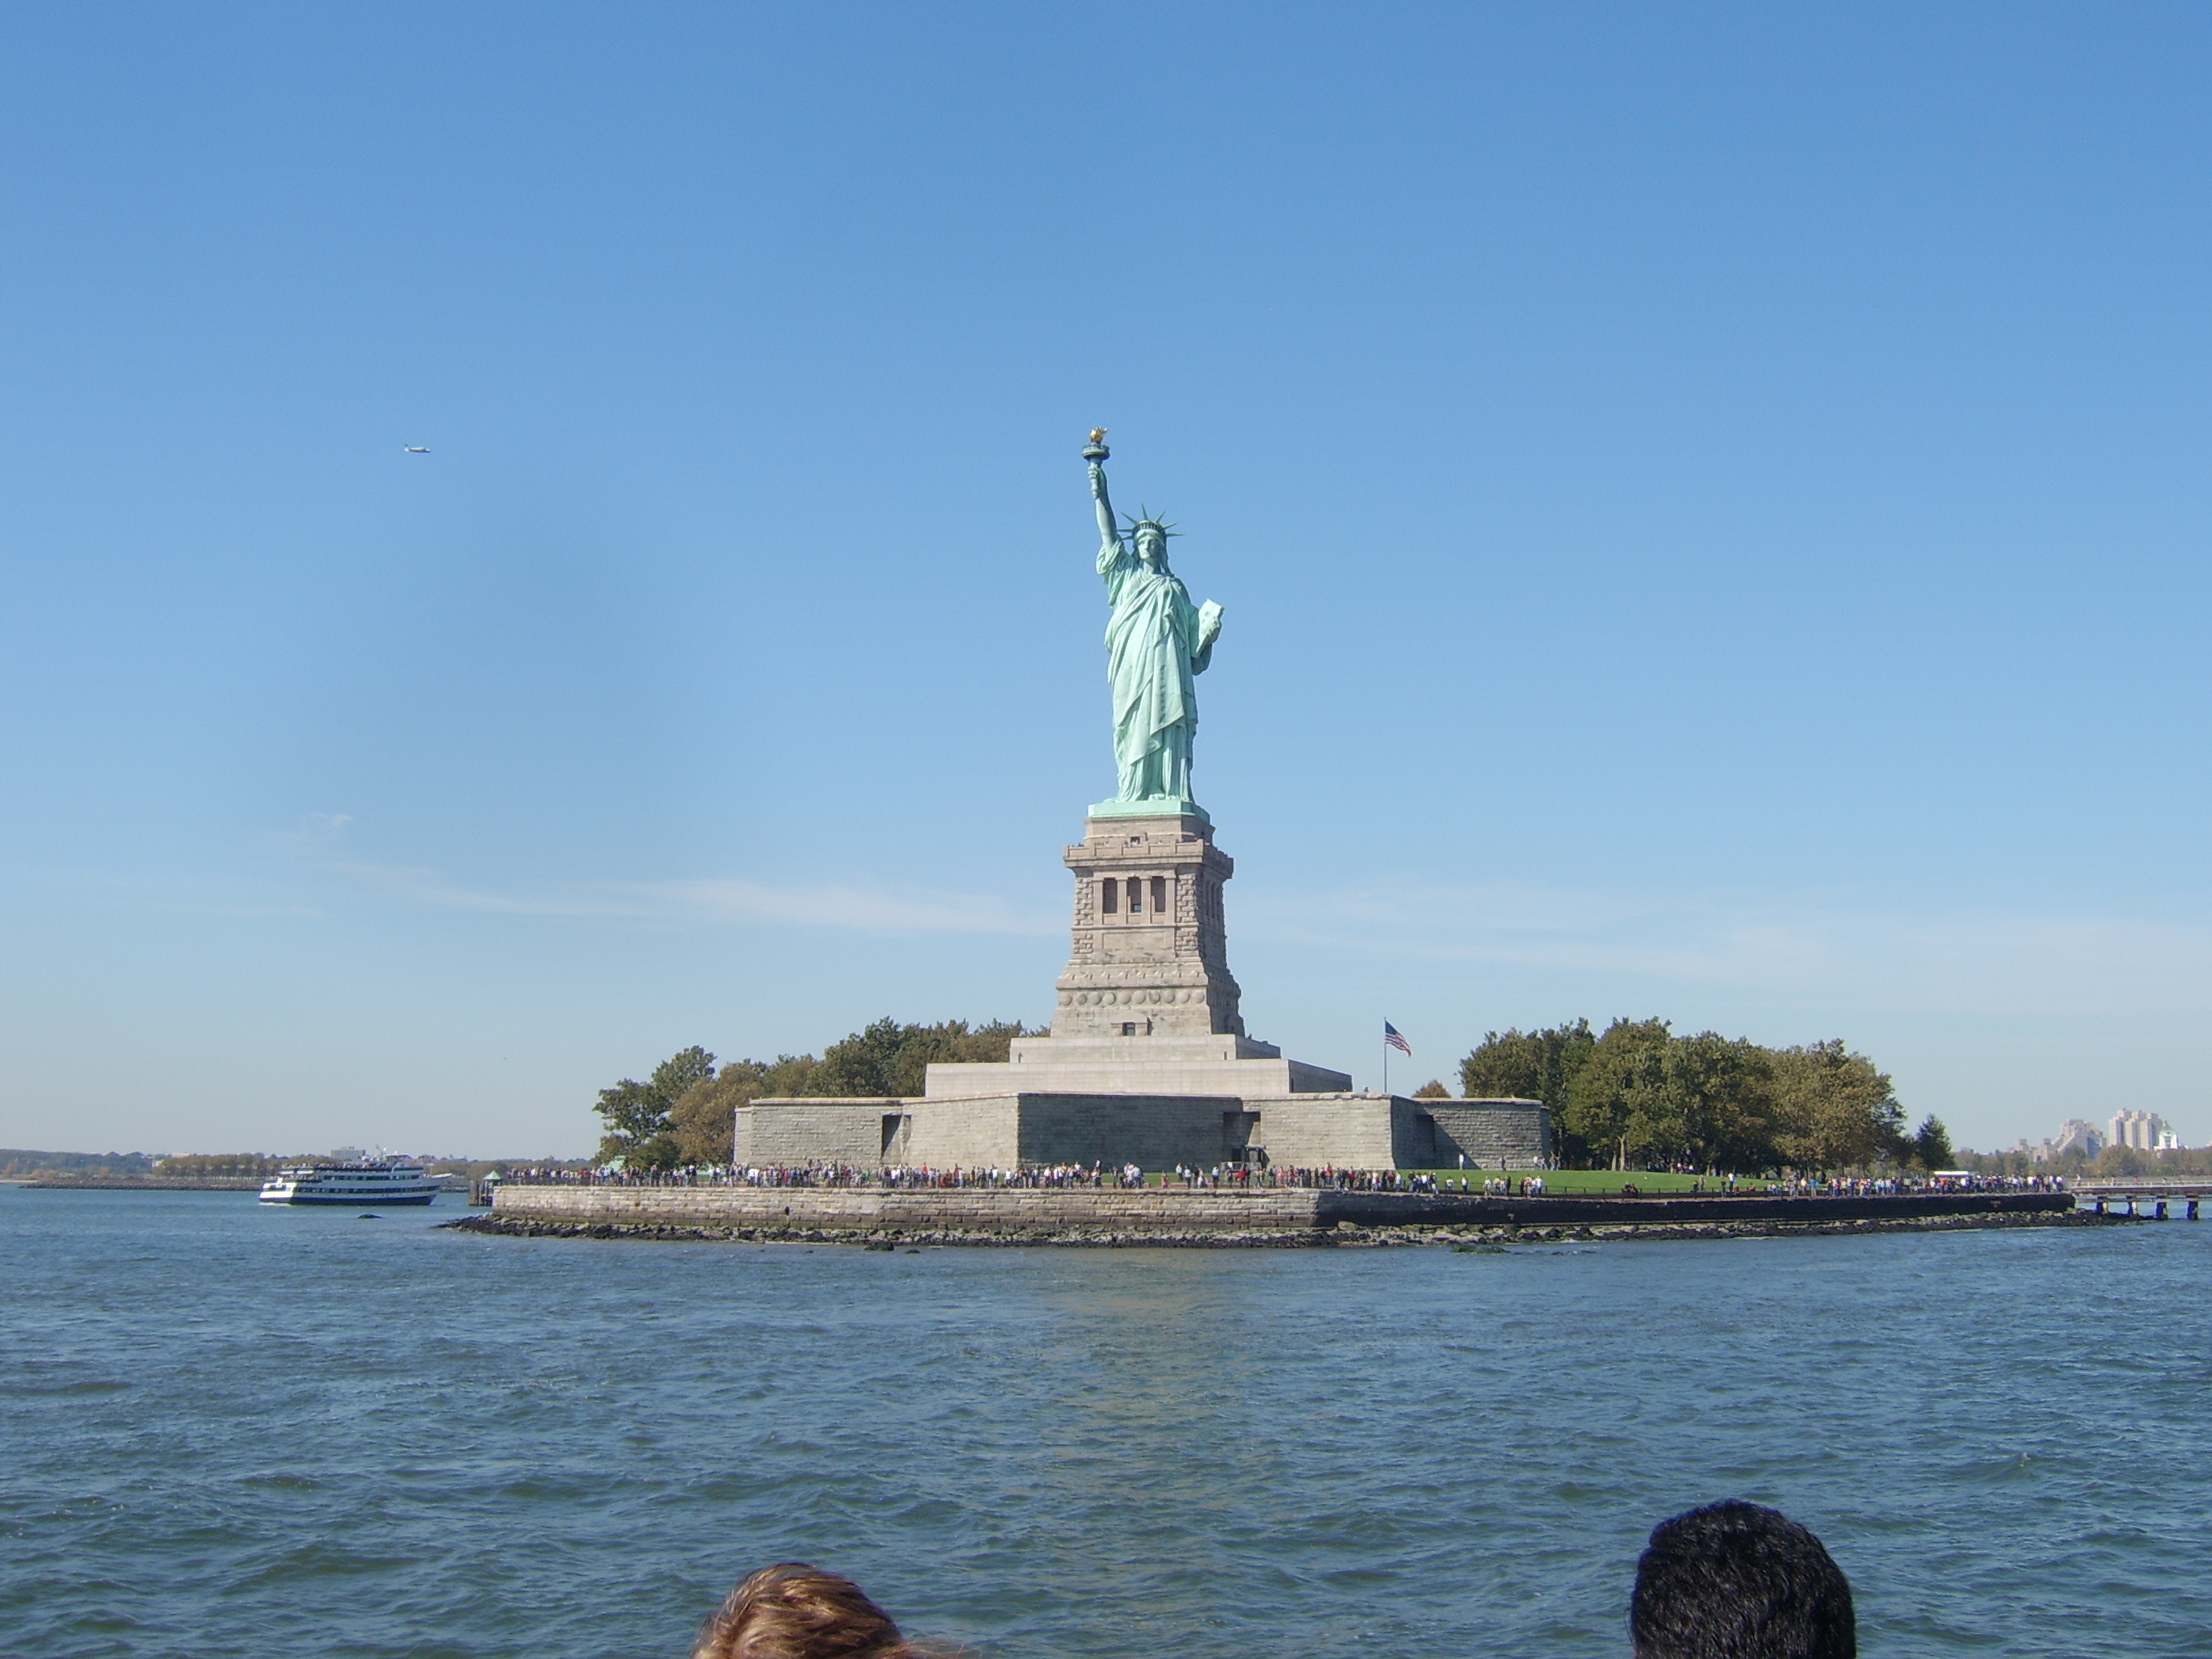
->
[1085, 430, 1223, 818]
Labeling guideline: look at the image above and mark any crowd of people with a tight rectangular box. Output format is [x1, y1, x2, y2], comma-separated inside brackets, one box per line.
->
[494, 1164, 601, 1184]
[723, 1163, 1136, 1190]
[1260, 1165, 1498, 1192]
[1742, 1171, 2065, 1196]
[500, 1162, 1525, 1192]
[693, 1500, 1856, 1658]
[1474, 1174, 1548, 1195]
[494, 1161, 2062, 1196]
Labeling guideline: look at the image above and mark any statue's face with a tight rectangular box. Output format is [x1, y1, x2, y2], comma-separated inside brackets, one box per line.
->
[1135, 527, 1168, 569]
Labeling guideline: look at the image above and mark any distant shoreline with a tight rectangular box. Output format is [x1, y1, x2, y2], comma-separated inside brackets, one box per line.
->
[15, 1176, 269, 1190]
[13, 1176, 478, 1195]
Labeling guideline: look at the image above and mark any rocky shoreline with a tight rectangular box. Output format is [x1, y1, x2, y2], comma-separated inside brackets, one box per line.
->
[446, 1205, 2126, 1249]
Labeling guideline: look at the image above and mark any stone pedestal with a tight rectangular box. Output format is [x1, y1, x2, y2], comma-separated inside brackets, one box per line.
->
[1048, 812, 1243, 1040]
[921, 808, 1353, 1103]
[924, 1036, 1350, 1101]
[731, 803, 1444, 1170]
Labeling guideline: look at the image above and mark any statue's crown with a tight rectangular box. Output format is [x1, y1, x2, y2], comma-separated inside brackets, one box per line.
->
[1123, 507, 1180, 539]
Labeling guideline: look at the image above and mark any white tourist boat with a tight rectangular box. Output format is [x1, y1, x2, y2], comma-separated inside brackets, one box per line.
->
[258, 1159, 439, 1206]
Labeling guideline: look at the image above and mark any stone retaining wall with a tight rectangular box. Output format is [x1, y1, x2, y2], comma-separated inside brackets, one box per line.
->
[489, 1183, 2076, 1237]
[1423, 1101, 1551, 1167]
[738, 1093, 1258, 1174]
[734, 1091, 1556, 1174]
[495, 1182, 1324, 1232]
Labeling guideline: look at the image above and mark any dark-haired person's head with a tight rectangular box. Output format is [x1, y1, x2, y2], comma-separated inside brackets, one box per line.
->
[692, 1562, 917, 1659]
[1630, 1500, 1855, 1659]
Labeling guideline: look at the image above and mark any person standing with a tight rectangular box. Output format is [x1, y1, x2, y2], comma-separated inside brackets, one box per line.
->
[692, 1562, 933, 1659]
[1629, 1501, 1855, 1658]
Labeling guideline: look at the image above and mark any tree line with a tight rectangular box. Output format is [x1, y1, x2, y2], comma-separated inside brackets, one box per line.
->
[594, 1018, 1035, 1167]
[1456, 1017, 1946, 1174]
[1961, 1141, 2210, 1180]
[0, 1148, 156, 1177]
[152, 1153, 289, 1177]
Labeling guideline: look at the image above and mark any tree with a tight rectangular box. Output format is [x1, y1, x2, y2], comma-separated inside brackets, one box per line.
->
[594, 1044, 718, 1169]
[153, 1153, 285, 1177]
[1558, 1020, 1773, 1171]
[808, 1017, 1034, 1098]
[1663, 1031, 1775, 1172]
[1560, 1018, 1674, 1170]
[1411, 1079, 1451, 1099]
[2092, 1143, 2149, 1178]
[1911, 1115, 1955, 1171]
[1461, 1017, 1910, 1174]
[1769, 1041, 1903, 1171]
[602, 1020, 1039, 1166]
[1460, 1019, 1597, 1159]
[669, 1055, 821, 1164]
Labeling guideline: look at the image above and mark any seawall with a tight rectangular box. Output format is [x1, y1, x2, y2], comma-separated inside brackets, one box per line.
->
[456, 1184, 2102, 1247]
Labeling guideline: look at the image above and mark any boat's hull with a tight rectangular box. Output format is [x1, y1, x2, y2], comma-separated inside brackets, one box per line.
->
[258, 1189, 438, 1206]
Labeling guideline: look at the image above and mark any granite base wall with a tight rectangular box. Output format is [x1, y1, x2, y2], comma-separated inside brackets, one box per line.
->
[733, 1101, 892, 1168]
[1424, 1100, 1552, 1167]
[738, 1091, 1555, 1174]
[1238, 1095, 1396, 1169]
[1007, 1093, 1246, 1170]
[1233, 1096, 1553, 1170]
[741, 1093, 1253, 1174]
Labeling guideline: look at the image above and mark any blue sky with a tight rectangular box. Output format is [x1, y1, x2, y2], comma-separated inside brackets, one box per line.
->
[3, 4, 2207, 1157]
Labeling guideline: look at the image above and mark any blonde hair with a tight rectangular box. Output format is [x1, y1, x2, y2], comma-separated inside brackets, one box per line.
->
[692, 1563, 917, 1659]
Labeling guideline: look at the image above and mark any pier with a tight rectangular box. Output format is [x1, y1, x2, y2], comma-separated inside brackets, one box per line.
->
[2071, 1179, 2208, 1221]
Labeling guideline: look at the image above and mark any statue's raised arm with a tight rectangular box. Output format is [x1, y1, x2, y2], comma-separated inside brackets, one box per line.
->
[1084, 429, 1122, 551]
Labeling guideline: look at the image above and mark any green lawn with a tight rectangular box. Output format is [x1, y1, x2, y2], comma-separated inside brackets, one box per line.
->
[1397, 1168, 1752, 1194]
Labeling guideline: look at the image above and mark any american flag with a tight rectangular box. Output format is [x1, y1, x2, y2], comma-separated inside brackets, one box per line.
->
[1382, 1021, 1412, 1057]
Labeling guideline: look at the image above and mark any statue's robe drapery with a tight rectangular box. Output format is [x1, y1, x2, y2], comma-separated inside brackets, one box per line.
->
[1099, 533, 1221, 803]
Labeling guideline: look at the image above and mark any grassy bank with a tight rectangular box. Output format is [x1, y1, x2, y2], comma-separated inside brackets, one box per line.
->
[1401, 1169, 1752, 1194]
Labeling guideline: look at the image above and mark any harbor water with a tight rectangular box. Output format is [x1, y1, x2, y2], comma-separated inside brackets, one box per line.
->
[2, 1187, 2205, 1657]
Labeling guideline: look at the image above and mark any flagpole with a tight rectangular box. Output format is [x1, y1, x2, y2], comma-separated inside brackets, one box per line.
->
[1382, 1026, 1389, 1097]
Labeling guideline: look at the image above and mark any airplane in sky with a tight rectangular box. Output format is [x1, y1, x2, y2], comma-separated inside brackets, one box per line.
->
[403, 445, 430, 453]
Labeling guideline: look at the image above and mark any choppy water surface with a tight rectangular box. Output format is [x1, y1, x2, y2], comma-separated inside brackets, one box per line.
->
[2, 1190, 2206, 1657]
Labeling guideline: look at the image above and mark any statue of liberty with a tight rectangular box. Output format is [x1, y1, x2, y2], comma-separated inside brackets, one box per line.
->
[1084, 430, 1223, 815]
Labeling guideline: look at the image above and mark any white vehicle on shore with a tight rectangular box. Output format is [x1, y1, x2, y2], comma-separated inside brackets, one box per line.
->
[258, 1159, 439, 1206]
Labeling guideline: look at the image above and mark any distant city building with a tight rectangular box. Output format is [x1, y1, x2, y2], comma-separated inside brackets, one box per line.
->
[2029, 1119, 2104, 1162]
[2157, 1128, 2181, 1152]
[2108, 1111, 2170, 1152]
